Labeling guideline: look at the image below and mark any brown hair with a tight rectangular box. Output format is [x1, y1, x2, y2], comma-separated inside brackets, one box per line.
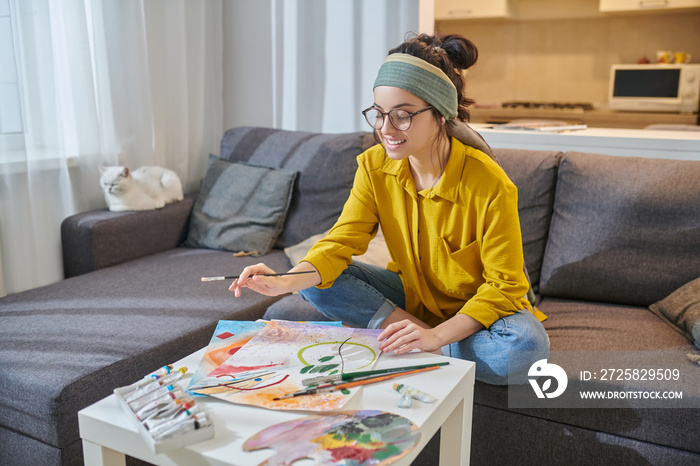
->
[388, 32, 478, 122]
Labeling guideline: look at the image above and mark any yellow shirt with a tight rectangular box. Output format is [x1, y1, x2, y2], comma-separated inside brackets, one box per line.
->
[302, 138, 540, 329]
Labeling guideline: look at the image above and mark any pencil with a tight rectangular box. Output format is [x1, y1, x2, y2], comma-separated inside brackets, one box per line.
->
[301, 362, 450, 386]
[201, 271, 316, 282]
[273, 365, 441, 400]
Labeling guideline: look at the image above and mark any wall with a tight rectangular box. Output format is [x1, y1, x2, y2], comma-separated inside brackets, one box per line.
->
[436, 7, 700, 107]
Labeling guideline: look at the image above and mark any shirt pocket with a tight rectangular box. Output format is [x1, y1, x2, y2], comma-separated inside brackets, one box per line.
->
[435, 237, 482, 293]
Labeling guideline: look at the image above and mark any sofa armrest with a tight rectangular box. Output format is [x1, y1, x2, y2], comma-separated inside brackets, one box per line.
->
[61, 193, 196, 278]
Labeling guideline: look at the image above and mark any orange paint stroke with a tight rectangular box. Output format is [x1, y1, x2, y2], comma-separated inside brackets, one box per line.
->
[219, 374, 290, 391]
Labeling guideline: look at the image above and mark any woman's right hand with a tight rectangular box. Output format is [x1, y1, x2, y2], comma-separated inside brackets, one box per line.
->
[229, 262, 321, 298]
[229, 263, 283, 297]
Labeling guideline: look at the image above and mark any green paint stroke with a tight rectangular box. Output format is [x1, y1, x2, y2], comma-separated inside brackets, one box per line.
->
[297, 341, 377, 371]
[309, 364, 338, 374]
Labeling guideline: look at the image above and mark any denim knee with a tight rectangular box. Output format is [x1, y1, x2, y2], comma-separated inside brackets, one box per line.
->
[443, 310, 550, 385]
[297, 266, 402, 329]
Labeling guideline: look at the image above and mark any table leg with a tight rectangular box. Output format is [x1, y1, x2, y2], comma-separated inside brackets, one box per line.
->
[82, 440, 127, 466]
[438, 394, 473, 466]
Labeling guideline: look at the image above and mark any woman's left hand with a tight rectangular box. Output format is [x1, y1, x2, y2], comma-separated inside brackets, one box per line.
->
[377, 320, 444, 354]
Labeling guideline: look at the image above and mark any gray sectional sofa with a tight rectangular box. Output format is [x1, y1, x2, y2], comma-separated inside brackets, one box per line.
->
[1, 126, 699, 466]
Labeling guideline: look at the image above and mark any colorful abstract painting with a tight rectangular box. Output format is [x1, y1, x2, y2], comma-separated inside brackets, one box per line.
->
[189, 320, 382, 411]
[187, 320, 266, 393]
[188, 320, 342, 394]
[243, 410, 420, 466]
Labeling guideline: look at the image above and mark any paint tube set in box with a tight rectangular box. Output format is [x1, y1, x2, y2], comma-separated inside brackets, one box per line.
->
[113, 364, 215, 453]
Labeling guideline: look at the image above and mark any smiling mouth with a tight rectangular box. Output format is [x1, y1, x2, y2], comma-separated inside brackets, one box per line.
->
[384, 137, 406, 147]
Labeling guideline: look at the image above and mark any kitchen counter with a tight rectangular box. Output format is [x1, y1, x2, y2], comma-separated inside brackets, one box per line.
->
[470, 106, 699, 130]
[471, 124, 700, 160]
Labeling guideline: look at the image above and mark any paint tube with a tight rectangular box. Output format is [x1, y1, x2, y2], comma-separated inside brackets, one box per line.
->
[141, 400, 187, 423]
[135, 389, 188, 420]
[144, 399, 197, 428]
[151, 413, 211, 441]
[135, 390, 180, 420]
[154, 367, 187, 386]
[141, 394, 194, 422]
[124, 367, 187, 402]
[128, 385, 178, 412]
[392, 383, 436, 404]
[121, 365, 175, 397]
[125, 379, 163, 403]
[397, 393, 413, 408]
[146, 405, 202, 433]
[125, 367, 187, 399]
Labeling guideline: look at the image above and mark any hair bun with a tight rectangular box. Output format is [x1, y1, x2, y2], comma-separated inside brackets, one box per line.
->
[440, 34, 478, 70]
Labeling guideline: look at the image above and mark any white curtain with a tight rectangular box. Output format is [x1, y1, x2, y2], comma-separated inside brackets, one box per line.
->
[272, 0, 419, 133]
[0, 0, 416, 296]
[0, 0, 222, 295]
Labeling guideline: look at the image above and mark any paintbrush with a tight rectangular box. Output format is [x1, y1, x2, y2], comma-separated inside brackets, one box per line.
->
[301, 362, 450, 386]
[201, 270, 316, 282]
[273, 365, 441, 400]
[294, 368, 443, 393]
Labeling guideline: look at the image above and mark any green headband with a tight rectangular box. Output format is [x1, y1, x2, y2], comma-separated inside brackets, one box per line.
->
[373, 53, 458, 120]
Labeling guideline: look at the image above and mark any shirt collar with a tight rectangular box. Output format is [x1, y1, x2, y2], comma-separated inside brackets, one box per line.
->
[380, 137, 465, 202]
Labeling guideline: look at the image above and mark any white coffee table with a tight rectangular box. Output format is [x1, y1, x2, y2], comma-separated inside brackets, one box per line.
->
[79, 347, 475, 466]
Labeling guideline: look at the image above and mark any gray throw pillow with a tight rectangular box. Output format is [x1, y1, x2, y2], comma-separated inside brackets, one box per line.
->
[539, 152, 700, 306]
[185, 156, 297, 255]
[219, 127, 376, 248]
[649, 277, 700, 349]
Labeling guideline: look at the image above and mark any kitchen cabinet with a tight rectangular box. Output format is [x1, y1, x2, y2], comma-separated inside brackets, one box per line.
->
[600, 0, 700, 13]
[435, 0, 513, 20]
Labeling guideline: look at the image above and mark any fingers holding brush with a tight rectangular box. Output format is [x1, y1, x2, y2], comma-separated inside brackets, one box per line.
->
[229, 263, 278, 297]
[223, 265, 321, 297]
[201, 263, 322, 297]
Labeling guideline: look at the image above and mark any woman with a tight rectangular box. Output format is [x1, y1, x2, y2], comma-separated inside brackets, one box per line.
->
[229, 33, 549, 385]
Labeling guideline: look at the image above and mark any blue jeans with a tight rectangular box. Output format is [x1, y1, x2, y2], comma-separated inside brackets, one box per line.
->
[298, 262, 550, 385]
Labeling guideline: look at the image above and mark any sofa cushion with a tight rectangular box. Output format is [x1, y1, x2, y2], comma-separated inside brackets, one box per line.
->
[0, 247, 292, 450]
[538, 297, 696, 352]
[649, 276, 700, 349]
[220, 127, 376, 248]
[540, 152, 700, 306]
[263, 294, 331, 322]
[494, 148, 561, 291]
[61, 195, 195, 278]
[185, 157, 297, 255]
[474, 297, 699, 456]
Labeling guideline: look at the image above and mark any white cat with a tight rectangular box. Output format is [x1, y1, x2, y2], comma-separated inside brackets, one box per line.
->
[99, 165, 184, 212]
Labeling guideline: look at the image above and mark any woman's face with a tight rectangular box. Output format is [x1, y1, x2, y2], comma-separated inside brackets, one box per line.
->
[372, 86, 441, 163]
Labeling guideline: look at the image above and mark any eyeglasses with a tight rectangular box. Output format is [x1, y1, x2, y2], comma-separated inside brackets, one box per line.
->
[362, 106, 433, 132]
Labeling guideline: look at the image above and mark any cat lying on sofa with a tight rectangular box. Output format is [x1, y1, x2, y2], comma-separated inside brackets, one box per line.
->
[99, 165, 183, 212]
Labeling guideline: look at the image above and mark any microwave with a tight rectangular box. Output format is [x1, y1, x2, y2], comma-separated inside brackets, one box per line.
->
[608, 64, 700, 113]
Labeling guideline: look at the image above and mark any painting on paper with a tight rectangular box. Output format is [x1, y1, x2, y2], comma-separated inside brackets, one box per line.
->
[243, 410, 420, 466]
[189, 320, 382, 411]
[187, 319, 342, 394]
[187, 320, 266, 393]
